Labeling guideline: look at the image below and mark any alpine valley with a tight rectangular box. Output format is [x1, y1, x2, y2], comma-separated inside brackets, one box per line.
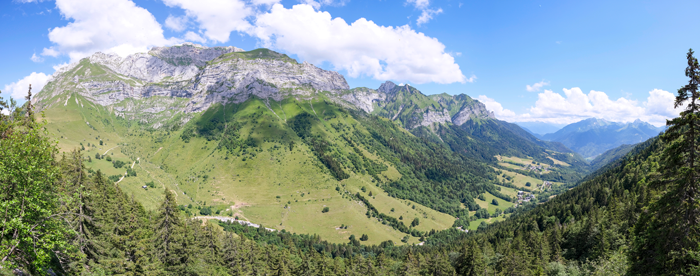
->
[33, 43, 590, 245]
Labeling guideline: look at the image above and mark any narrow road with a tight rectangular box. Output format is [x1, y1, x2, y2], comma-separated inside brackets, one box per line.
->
[193, 216, 276, 231]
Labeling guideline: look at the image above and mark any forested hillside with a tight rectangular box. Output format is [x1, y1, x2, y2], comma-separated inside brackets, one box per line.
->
[6, 48, 699, 276]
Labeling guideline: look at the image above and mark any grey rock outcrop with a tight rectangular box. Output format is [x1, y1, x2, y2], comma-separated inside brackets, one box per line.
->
[451, 101, 495, 125]
[34, 45, 493, 131]
[35, 44, 350, 125]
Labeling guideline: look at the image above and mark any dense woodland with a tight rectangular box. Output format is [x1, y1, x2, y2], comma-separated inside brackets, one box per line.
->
[3, 49, 700, 275]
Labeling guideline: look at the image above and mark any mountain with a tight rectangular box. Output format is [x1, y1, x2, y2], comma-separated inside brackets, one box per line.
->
[588, 143, 637, 172]
[540, 117, 666, 158]
[33, 43, 588, 244]
[514, 121, 567, 136]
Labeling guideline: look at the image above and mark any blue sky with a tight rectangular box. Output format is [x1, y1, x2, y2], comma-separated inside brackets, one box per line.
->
[1, 0, 698, 126]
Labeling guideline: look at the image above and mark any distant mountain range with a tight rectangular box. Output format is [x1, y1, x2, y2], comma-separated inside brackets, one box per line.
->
[523, 118, 666, 159]
[514, 121, 567, 136]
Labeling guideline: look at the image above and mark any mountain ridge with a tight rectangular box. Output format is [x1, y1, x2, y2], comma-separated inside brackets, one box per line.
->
[540, 117, 666, 158]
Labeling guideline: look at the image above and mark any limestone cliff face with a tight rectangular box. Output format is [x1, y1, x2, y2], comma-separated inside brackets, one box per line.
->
[34, 44, 491, 130]
[451, 100, 495, 125]
[35, 44, 349, 125]
[338, 81, 495, 129]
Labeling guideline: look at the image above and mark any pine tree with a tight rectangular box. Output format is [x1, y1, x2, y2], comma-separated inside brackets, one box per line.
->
[399, 249, 420, 276]
[154, 189, 183, 266]
[455, 239, 485, 276]
[56, 151, 105, 275]
[631, 48, 700, 275]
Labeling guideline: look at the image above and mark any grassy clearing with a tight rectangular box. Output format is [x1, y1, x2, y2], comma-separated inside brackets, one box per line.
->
[343, 176, 455, 234]
[496, 155, 535, 165]
[495, 185, 519, 198]
[494, 166, 543, 190]
[548, 156, 571, 167]
[468, 216, 509, 231]
[474, 192, 514, 214]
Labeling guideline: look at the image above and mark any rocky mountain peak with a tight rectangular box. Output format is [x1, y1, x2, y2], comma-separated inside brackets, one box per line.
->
[377, 81, 397, 94]
[35, 44, 495, 132]
[148, 43, 244, 67]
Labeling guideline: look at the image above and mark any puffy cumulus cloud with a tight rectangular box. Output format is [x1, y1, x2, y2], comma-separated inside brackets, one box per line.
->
[299, 0, 347, 9]
[251, 0, 281, 5]
[252, 4, 465, 84]
[41, 47, 59, 57]
[483, 87, 682, 127]
[526, 80, 549, 92]
[163, 0, 253, 43]
[3, 73, 52, 100]
[165, 15, 189, 32]
[477, 95, 517, 120]
[47, 0, 175, 62]
[184, 31, 207, 43]
[30, 53, 44, 63]
[417, 8, 443, 26]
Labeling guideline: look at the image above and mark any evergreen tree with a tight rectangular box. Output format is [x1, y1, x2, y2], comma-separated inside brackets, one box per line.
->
[455, 239, 485, 276]
[630, 48, 700, 275]
[154, 189, 183, 266]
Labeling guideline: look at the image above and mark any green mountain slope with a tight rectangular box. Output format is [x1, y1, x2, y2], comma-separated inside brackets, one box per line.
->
[34, 44, 588, 246]
[589, 143, 637, 172]
[433, 137, 662, 274]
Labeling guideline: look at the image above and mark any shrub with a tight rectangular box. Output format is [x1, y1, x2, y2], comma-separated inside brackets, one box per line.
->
[145, 181, 156, 188]
[322, 207, 330, 213]
[492, 199, 499, 206]
[199, 206, 212, 216]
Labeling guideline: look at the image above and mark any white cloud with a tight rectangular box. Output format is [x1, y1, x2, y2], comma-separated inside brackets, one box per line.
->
[184, 31, 207, 43]
[407, 0, 430, 9]
[163, 0, 253, 43]
[406, 0, 441, 25]
[41, 47, 59, 57]
[33, 0, 465, 85]
[526, 80, 549, 92]
[0, 108, 8, 116]
[299, 0, 347, 9]
[252, 4, 465, 84]
[252, 0, 281, 5]
[417, 8, 442, 26]
[46, 0, 175, 62]
[30, 53, 44, 63]
[3, 72, 52, 100]
[165, 15, 189, 32]
[481, 87, 682, 127]
[477, 95, 517, 120]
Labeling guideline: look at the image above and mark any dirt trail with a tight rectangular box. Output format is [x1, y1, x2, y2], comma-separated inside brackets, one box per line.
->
[103, 146, 119, 155]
